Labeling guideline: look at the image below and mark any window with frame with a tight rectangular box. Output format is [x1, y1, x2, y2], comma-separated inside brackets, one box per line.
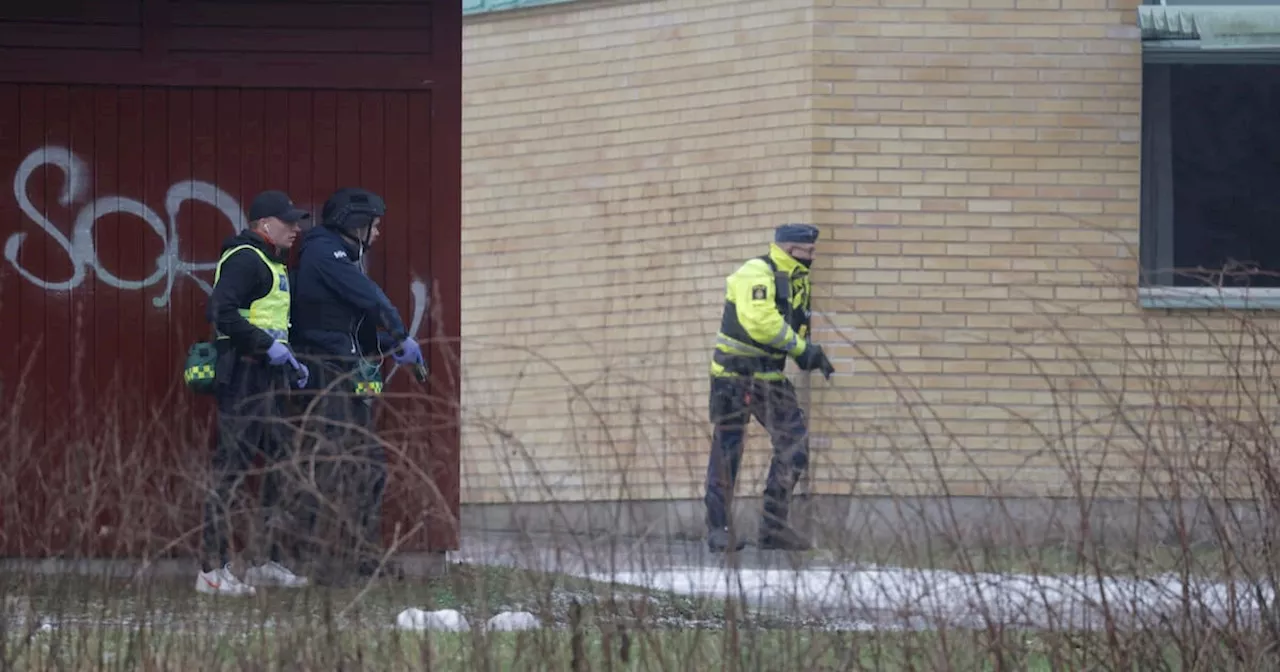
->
[1139, 0, 1280, 309]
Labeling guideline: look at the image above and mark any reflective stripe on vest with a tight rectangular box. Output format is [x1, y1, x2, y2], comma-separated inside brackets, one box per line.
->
[213, 244, 291, 342]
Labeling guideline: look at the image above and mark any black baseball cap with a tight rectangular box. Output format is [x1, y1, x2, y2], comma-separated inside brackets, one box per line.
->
[248, 190, 310, 224]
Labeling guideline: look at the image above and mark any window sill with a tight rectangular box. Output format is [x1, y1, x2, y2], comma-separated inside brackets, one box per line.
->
[1139, 286, 1280, 310]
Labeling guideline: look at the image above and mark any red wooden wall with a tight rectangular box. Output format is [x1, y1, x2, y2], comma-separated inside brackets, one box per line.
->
[0, 1, 462, 559]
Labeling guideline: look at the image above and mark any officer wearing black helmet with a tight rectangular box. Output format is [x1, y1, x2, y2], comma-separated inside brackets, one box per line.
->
[288, 186, 424, 583]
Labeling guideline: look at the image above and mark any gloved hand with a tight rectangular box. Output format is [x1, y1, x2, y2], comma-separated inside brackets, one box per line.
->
[392, 338, 424, 365]
[266, 340, 298, 367]
[794, 342, 836, 380]
[266, 340, 308, 384]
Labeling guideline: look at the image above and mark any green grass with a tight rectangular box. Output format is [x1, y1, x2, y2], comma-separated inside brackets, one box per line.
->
[0, 563, 1276, 670]
[2, 622, 1243, 671]
[0, 562, 811, 637]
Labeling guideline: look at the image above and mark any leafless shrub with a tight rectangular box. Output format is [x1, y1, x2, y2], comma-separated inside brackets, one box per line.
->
[4, 257, 1280, 669]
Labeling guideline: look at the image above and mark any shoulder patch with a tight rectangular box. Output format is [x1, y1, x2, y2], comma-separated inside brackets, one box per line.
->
[751, 284, 768, 301]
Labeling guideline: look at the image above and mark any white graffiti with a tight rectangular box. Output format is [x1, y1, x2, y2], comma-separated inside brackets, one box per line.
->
[5, 145, 245, 307]
[4, 145, 428, 355]
[385, 276, 429, 386]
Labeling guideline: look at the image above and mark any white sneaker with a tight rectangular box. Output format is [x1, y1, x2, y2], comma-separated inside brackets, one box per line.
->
[243, 561, 309, 588]
[195, 565, 256, 596]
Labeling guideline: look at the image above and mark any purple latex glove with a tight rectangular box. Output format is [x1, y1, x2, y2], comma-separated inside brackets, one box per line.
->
[392, 338, 424, 366]
[266, 341, 296, 367]
[267, 340, 308, 387]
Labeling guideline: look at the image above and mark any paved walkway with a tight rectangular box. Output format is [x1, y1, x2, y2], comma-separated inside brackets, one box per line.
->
[455, 531, 1277, 631]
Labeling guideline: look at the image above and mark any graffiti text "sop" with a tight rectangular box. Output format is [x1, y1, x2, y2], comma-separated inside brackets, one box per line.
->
[4, 145, 246, 308]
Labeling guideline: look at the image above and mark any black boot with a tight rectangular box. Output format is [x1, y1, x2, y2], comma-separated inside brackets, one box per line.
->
[707, 527, 747, 553]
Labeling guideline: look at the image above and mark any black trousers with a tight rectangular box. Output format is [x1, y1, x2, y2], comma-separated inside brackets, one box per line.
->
[290, 354, 387, 578]
[202, 353, 298, 571]
[704, 376, 810, 534]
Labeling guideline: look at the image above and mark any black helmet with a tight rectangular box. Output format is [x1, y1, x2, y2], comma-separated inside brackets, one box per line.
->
[321, 187, 387, 231]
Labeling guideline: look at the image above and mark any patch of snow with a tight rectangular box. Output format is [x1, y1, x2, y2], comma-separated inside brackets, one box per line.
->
[395, 608, 470, 632]
[580, 564, 1278, 631]
[487, 611, 540, 631]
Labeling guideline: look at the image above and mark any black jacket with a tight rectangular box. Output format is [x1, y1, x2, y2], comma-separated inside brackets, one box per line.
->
[288, 225, 408, 358]
[205, 229, 288, 356]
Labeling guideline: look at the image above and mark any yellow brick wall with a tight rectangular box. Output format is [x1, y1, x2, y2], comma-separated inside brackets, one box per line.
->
[461, 0, 1280, 507]
[460, 0, 820, 504]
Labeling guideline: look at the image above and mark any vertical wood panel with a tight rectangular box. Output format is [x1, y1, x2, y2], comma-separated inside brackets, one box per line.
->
[188, 87, 221, 555]
[167, 89, 196, 343]
[285, 91, 313, 216]
[44, 87, 73, 431]
[111, 84, 153, 554]
[333, 92, 361, 189]
[139, 86, 174, 557]
[67, 86, 96, 401]
[115, 87, 148, 419]
[67, 84, 103, 553]
[240, 88, 265, 204]
[42, 85, 73, 553]
[18, 89, 49, 531]
[0, 85, 20, 551]
[9, 88, 48, 553]
[262, 90, 289, 195]
[190, 87, 219, 334]
[310, 91, 336, 207]
[382, 92, 409, 280]
[166, 85, 206, 555]
[90, 88, 120, 475]
[141, 88, 170, 419]
[358, 91, 385, 198]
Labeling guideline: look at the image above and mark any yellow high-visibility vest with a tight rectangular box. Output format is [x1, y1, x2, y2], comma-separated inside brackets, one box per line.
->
[212, 244, 291, 342]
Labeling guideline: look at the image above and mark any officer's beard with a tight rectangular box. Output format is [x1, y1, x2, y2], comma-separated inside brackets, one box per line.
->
[797, 258, 813, 269]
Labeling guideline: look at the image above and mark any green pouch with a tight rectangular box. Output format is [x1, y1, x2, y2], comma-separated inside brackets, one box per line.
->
[183, 341, 218, 395]
[353, 359, 383, 397]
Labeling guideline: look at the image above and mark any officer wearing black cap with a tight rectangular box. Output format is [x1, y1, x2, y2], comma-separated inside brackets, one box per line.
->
[198, 189, 312, 595]
[287, 186, 423, 583]
[704, 223, 835, 553]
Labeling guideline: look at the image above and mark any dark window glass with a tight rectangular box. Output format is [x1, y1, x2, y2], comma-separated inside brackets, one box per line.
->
[1168, 63, 1280, 288]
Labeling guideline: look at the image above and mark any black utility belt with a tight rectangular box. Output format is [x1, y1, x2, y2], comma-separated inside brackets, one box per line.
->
[713, 350, 786, 375]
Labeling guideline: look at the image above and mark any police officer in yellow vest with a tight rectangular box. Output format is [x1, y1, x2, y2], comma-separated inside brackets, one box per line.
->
[705, 223, 835, 553]
[197, 190, 312, 596]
